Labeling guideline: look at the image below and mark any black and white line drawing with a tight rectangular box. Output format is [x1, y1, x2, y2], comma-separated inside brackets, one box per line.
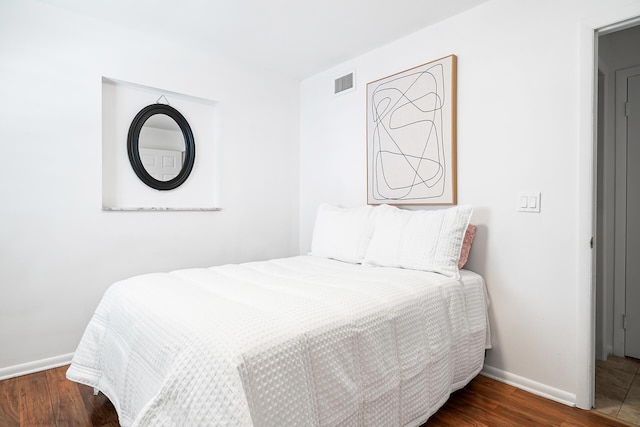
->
[367, 55, 457, 205]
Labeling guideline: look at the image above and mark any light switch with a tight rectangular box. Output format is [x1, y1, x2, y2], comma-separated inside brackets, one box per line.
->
[517, 192, 541, 213]
[520, 196, 528, 208]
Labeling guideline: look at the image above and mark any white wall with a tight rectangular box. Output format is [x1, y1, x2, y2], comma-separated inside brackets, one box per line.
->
[300, 0, 640, 405]
[0, 0, 300, 372]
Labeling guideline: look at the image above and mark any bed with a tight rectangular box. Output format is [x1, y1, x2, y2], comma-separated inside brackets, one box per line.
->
[67, 204, 490, 426]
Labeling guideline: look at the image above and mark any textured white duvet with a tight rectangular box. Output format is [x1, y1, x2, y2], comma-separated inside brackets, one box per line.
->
[67, 256, 490, 427]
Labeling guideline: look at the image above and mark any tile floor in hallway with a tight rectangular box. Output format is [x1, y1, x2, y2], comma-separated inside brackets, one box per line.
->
[595, 355, 640, 425]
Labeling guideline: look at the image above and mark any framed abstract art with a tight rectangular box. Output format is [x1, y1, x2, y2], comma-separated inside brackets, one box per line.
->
[367, 54, 457, 205]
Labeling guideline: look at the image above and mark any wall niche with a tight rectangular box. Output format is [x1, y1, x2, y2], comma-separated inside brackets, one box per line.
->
[102, 77, 220, 211]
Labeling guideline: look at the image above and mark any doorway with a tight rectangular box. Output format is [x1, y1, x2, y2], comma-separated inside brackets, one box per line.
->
[594, 23, 640, 424]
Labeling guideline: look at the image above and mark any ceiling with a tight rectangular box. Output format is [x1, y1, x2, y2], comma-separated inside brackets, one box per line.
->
[38, 0, 487, 80]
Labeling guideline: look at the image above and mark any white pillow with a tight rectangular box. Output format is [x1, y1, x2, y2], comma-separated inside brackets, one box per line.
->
[364, 204, 473, 279]
[310, 203, 377, 263]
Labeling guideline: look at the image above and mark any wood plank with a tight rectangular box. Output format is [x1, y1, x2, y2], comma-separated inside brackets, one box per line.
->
[0, 376, 20, 427]
[16, 370, 54, 426]
[46, 366, 92, 426]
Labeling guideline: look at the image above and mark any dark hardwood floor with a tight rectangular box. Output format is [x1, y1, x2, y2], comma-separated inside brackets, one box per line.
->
[0, 365, 635, 426]
[427, 375, 635, 427]
[0, 366, 118, 427]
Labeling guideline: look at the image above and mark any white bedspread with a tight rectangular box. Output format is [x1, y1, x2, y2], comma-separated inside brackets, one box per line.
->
[67, 256, 490, 427]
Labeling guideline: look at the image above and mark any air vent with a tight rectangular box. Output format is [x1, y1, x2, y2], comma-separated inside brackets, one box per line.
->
[334, 72, 354, 94]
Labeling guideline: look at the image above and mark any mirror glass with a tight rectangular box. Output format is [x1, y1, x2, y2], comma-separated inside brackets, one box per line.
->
[139, 114, 185, 182]
[127, 103, 196, 191]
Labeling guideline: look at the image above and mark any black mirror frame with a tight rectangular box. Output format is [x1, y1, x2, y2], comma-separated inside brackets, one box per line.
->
[127, 104, 195, 191]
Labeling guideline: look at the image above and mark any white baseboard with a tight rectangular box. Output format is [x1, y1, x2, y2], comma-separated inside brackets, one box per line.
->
[481, 365, 576, 407]
[0, 353, 74, 381]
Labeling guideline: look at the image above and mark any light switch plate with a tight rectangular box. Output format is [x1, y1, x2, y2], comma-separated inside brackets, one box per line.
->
[517, 192, 541, 213]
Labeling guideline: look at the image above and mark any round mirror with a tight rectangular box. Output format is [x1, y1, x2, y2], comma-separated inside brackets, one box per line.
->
[127, 104, 195, 191]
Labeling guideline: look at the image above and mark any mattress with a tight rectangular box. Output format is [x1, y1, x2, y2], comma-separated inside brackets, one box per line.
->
[67, 256, 490, 426]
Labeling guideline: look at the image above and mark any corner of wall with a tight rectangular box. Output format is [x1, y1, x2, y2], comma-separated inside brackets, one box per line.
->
[481, 365, 577, 407]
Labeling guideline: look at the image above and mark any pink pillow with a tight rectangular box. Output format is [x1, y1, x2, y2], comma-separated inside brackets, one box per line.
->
[458, 224, 476, 269]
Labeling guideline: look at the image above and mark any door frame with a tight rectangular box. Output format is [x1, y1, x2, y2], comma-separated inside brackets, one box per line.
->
[577, 9, 640, 410]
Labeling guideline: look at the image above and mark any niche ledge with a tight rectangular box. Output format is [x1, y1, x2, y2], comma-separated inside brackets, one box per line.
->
[102, 206, 221, 212]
